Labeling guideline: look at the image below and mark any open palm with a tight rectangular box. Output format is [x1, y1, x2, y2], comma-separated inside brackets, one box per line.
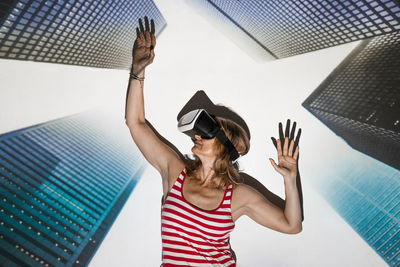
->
[270, 137, 299, 179]
[132, 16, 156, 75]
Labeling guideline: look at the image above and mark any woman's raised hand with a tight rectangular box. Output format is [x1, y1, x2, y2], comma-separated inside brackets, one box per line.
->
[269, 136, 299, 180]
[132, 16, 156, 75]
[271, 119, 301, 153]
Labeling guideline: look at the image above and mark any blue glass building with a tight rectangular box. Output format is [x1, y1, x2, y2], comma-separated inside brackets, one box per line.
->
[303, 23, 400, 266]
[314, 152, 400, 266]
[196, 0, 400, 58]
[0, 0, 166, 69]
[0, 108, 146, 266]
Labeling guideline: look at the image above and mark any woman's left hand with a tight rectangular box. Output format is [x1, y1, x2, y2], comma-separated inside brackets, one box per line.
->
[269, 137, 299, 180]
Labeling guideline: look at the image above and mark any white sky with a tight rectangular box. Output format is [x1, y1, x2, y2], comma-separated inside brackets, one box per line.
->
[0, 0, 387, 266]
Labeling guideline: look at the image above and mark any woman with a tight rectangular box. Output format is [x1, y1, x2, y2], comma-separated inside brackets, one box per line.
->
[125, 17, 302, 266]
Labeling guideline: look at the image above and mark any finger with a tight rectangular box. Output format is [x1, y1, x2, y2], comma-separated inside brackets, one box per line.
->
[150, 19, 155, 34]
[277, 139, 282, 156]
[283, 137, 289, 156]
[294, 128, 302, 148]
[137, 31, 145, 44]
[271, 137, 277, 148]
[145, 31, 151, 47]
[151, 33, 156, 49]
[139, 18, 145, 33]
[144, 17, 151, 43]
[290, 121, 296, 140]
[269, 158, 281, 172]
[285, 119, 290, 138]
[288, 139, 294, 156]
[144, 16, 150, 32]
[293, 146, 300, 160]
[278, 122, 284, 151]
[136, 27, 140, 38]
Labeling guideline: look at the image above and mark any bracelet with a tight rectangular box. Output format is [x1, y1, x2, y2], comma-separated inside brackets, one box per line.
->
[130, 72, 145, 81]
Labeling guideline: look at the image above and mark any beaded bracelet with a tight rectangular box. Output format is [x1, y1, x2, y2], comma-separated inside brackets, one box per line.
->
[130, 72, 145, 81]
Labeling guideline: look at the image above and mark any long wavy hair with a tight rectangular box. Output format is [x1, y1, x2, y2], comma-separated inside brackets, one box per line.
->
[184, 117, 250, 189]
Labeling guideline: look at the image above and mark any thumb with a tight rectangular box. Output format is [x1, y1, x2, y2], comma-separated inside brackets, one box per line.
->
[269, 158, 280, 172]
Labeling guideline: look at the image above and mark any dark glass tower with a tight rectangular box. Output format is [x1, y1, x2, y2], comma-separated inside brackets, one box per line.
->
[0, 108, 146, 266]
[0, 0, 166, 69]
[313, 154, 400, 266]
[303, 30, 400, 170]
[197, 0, 400, 58]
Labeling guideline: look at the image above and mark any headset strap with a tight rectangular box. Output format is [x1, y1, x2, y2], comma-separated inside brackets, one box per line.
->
[215, 130, 240, 162]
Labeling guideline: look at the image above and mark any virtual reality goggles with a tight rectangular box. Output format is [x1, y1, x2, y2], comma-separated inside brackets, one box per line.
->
[178, 109, 240, 161]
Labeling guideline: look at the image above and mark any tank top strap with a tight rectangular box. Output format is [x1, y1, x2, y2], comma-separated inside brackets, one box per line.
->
[172, 168, 186, 193]
[222, 183, 234, 207]
[163, 168, 186, 203]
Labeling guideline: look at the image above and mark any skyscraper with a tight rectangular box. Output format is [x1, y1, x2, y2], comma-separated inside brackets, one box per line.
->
[313, 153, 400, 266]
[194, 0, 400, 58]
[0, 108, 146, 266]
[302, 30, 400, 170]
[0, 0, 166, 69]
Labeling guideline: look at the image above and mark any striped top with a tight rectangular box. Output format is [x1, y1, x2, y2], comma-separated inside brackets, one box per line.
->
[161, 169, 236, 266]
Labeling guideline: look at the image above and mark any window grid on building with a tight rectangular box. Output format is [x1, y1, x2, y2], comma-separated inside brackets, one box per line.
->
[0, 110, 146, 266]
[205, 0, 400, 58]
[315, 155, 400, 266]
[0, 0, 166, 69]
[302, 28, 400, 195]
[302, 28, 400, 261]
[308, 31, 400, 132]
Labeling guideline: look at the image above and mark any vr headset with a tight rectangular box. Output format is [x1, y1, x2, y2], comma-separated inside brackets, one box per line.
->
[177, 109, 240, 161]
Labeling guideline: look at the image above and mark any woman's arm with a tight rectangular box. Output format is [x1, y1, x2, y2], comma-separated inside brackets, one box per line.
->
[232, 137, 302, 234]
[239, 119, 304, 222]
[270, 119, 304, 221]
[125, 17, 184, 194]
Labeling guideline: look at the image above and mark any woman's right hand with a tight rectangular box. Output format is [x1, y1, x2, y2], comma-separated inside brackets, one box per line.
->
[131, 16, 156, 75]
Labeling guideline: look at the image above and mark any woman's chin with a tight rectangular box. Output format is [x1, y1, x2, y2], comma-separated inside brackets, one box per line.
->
[191, 147, 203, 158]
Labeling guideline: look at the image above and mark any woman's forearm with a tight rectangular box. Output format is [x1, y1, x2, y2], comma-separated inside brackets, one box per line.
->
[125, 68, 146, 126]
[283, 177, 302, 233]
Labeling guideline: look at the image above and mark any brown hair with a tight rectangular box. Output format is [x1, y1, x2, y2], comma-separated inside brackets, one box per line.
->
[184, 117, 250, 189]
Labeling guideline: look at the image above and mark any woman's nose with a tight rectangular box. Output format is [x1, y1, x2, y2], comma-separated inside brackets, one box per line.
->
[194, 134, 202, 140]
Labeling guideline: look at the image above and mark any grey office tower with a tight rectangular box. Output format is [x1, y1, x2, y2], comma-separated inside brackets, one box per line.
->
[196, 0, 400, 58]
[0, 0, 166, 69]
[303, 30, 400, 171]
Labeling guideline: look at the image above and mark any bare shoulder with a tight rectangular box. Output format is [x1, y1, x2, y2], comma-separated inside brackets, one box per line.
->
[231, 183, 264, 221]
[232, 183, 263, 205]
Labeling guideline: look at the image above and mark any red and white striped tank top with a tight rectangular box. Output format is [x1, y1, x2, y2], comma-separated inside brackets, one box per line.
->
[161, 169, 236, 266]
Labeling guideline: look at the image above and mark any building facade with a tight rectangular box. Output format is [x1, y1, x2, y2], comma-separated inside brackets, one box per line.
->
[0, 0, 166, 69]
[0, 109, 146, 266]
[303, 30, 400, 171]
[313, 153, 400, 266]
[198, 0, 400, 58]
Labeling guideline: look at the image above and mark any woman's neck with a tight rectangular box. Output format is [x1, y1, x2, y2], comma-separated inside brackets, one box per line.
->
[197, 159, 215, 186]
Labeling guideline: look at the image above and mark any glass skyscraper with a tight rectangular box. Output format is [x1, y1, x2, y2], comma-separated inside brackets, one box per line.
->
[313, 152, 400, 266]
[0, 0, 166, 69]
[303, 24, 400, 266]
[303, 30, 400, 171]
[196, 0, 400, 58]
[0, 108, 146, 266]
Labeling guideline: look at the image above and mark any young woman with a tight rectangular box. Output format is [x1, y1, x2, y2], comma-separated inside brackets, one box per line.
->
[125, 17, 302, 266]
